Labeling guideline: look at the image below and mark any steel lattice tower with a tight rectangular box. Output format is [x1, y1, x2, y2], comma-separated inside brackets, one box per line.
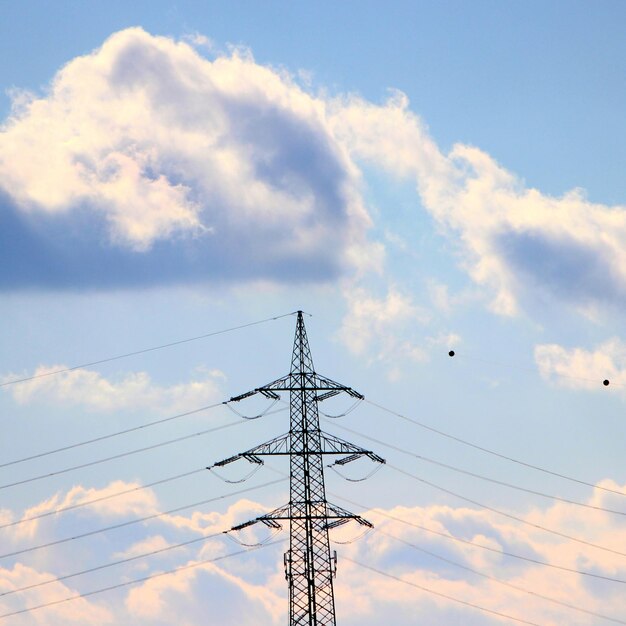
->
[209, 311, 384, 626]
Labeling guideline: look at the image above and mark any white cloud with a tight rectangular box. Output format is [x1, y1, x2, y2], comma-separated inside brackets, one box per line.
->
[334, 483, 626, 626]
[0, 563, 114, 625]
[330, 92, 626, 317]
[0, 28, 376, 289]
[3, 26, 621, 314]
[535, 338, 626, 390]
[162, 498, 274, 538]
[10, 479, 158, 541]
[338, 287, 430, 377]
[1, 475, 625, 625]
[337, 284, 459, 378]
[36, 479, 158, 519]
[113, 535, 171, 561]
[0, 481, 286, 625]
[125, 557, 284, 625]
[3, 365, 224, 413]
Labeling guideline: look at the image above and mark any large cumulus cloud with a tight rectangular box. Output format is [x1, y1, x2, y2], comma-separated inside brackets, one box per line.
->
[0, 28, 374, 290]
[3, 26, 626, 321]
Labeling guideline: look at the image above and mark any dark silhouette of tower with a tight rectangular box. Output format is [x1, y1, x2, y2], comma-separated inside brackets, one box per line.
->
[209, 311, 384, 625]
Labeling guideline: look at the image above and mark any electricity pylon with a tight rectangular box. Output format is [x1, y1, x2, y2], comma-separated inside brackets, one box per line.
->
[209, 311, 384, 626]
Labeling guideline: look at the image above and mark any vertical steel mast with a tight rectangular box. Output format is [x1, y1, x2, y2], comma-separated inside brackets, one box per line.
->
[209, 311, 384, 625]
[287, 311, 337, 625]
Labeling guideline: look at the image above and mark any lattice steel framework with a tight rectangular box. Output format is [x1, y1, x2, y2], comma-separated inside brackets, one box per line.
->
[210, 311, 384, 626]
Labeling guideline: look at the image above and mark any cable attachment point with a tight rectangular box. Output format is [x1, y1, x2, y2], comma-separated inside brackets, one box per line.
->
[334, 453, 362, 466]
[207, 451, 266, 484]
[226, 398, 280, 420]
[228, 390, 257, 402]
[207, 462, 263, 484]
[226, 518, 283, 547]
[326, 439, 385, 482]
[324, 503, 373, 531]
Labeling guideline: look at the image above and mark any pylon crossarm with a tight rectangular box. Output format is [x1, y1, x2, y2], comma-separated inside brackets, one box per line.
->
[229, 373, 295, 402]
[237, 513, 367, 526]
[314, 373, 364, 400]
[231, 501, 371, 528]
[235, 502, 373, 531]
[321, 432, 386, 465]
[228, 386, 282, 402]
[228, 390, 258, 402]
[229, 503, 291, 532]
[333, 453, 361, 466]
[208, 433, 290, 469]
[233, 372, 363, 397]
[211, 431, 385, 469]
[331, 451, 386, 465]
[244, 433, 290, 456]
[325, 514, 372, 530]
[259, 373, 293, 392]
[208, 453, 244, 468]
[229, 519, 258, 531]
[325, 518, 350, 530]
[315, 389, 341, 401]
[326, 502, 373, 528]
[226, 515, 284, 548]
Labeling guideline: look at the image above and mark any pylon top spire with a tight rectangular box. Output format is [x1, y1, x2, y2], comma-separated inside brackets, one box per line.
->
[291, 310, 314, 375]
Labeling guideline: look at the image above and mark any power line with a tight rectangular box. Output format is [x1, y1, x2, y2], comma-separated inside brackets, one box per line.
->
[0, 311, 298, 388]
[0, 400, 284, 478]
[0, 420, 247, 491]
[2, 523, 283, 599]
[365, 398, 626, 497]
[325, 417, 625, 554]
[343, 557, 545, 626]
[27, 521, 613, 625]
[0, 540, 284, 621]
[0, 478, 287, 561]
[386, 463, 626, 558]
[0, 529, 226, 598]
[0, 401, 225, 469]
[330, 493, 626, 584]
[327, 419, 626, 516]
[0, 467, 205, 530]
[376, 529, 626, 625]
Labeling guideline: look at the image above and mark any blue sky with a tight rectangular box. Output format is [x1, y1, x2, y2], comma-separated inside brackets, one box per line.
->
[0, 2, 625, 625]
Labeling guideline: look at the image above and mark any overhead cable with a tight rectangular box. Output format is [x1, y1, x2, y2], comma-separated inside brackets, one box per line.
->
[0, 540, 284, 621]
[377, 529, 626, 624]
[0, 467, 205, 530]
[386, 463, 626, 558]
[327, 419, 626, 516]
[0, 401, 225, 469]
[0, 311, 298, 388]
[330, 493, 626, 584]
[0, 529, 225, 598]
[0, 420, 246, 491]
[365, 398, 626, 497]
[0, 477, 287, 560]
[226, 398, 281, 420]
[344, 557, 544, 626]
